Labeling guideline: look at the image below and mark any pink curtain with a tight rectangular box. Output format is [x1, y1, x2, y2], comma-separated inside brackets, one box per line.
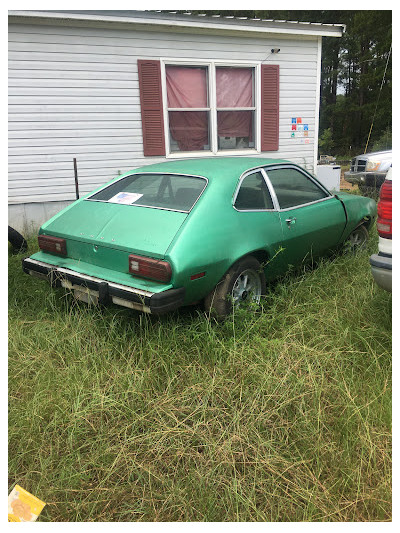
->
[166, 66, 208, 151]
[216, 67, 253, 107]
[166, 66, 253, 151]
[166, 66, 208, 108]
[218, 111, 253, 139]
[168, 111, 209, 151]
[217, 68, 253, 139]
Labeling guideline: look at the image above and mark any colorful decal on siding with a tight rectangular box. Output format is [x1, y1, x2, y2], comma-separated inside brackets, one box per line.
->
[290, 118, 310, 138]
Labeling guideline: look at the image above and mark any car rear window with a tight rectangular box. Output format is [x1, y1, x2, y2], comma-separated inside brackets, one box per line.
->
[87, 173, 207, 212]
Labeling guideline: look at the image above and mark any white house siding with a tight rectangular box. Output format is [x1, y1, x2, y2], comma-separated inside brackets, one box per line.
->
[8, 21, 321, 232]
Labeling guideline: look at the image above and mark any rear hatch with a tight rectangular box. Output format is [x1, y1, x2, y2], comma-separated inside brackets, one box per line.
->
[40, 199, 187, 274]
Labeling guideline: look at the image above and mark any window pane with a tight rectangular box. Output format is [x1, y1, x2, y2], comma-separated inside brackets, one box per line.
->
[235, 172, 273, 210]
[88, 174, 206, 212]
[217, 111, 254, 150]
[166, 66, 208, 108]
[216, 67, 253, 107]
[266, 168, 328, 209]
[169, 111, 209, 152]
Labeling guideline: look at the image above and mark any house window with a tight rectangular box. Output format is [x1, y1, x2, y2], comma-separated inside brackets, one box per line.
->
[165, 63, 257, 154]
[166, 65, 210, 152]
[137, 59, 279, 157]
[216, 67, 255, 151]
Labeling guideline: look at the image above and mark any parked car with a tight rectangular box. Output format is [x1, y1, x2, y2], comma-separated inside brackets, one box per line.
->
[22, 158, 377, 318]
[319, 155, 336, 164]
[344, 149, 392, 193]
[370, 166, 392, 292]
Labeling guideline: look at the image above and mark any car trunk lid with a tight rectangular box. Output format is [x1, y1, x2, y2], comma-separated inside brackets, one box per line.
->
[40, 200, 187, 272]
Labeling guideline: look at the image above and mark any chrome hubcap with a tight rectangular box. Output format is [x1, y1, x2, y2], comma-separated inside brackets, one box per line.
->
[232, 269, 262, 306]
[346, 229, 367, 252]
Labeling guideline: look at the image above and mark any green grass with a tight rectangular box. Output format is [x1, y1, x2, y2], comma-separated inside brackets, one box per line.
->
[9, 231, 391, 522]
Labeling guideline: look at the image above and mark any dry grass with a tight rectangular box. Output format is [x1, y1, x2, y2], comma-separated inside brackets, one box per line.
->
[9, 232, 391, 521]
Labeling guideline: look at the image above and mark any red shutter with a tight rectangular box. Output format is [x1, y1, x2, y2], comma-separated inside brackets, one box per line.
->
[261, 65, 279, 151]
[137, 59, 166, 156]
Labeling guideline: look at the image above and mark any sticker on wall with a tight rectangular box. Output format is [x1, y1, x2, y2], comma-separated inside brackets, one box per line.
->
[290, 117, 305, 136]
[304, 130, 309, 137]
[303, 124, 309, 131]
[305, 139, 310, 144]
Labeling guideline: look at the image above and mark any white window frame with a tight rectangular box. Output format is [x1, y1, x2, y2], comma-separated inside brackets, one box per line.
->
[160, 58, 261, 158]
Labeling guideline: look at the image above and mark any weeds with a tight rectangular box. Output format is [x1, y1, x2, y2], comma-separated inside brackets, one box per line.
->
[8, 232, 391, 521]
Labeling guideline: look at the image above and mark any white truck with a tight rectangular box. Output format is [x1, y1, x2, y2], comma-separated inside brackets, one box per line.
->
[345, 150, 392, 193]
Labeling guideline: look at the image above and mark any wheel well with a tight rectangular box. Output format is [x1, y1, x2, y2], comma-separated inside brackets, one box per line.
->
[245, 249, 270, 268]
[358, 216, 372, 230]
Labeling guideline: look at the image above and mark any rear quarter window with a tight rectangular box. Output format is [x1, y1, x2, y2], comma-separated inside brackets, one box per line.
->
[87, 173, 207, 212]
[234, 171, 274, 210]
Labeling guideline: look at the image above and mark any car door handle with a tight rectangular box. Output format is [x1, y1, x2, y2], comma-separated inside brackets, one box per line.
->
[285, 217, 297, 227]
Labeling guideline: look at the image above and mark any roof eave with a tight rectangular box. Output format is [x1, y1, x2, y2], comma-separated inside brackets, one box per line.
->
[8, 10, 345, 38]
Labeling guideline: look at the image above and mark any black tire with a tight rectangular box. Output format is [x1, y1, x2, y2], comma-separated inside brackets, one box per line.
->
[343, 224, 369, 254]
[204, 256, 266, 319]
[8, 226, 27, 253]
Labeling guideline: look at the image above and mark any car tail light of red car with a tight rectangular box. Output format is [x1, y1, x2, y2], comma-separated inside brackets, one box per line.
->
[376, 179, 392, 238]
[129, 254, 172, 283]
[38, 234, 67, 255]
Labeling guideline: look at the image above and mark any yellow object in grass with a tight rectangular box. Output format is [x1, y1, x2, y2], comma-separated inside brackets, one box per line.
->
[8, 485, 46, 522]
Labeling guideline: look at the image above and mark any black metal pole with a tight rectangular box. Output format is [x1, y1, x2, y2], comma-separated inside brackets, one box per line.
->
[73, 157, 80, 200]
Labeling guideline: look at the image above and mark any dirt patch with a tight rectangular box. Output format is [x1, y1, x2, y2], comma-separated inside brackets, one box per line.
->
[340, 168, 357, 192]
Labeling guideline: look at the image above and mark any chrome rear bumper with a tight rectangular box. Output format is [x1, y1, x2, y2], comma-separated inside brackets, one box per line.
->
[22, 257, 185, 314]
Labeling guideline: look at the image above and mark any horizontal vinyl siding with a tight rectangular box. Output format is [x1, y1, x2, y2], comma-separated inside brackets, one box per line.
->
[9, 22, 319, 204]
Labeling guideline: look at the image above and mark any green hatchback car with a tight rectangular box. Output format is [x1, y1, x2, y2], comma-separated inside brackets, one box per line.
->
[23, 157, 376, 318]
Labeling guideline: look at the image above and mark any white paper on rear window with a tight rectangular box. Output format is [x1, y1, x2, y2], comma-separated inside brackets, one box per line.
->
[108, 192, 144, 205]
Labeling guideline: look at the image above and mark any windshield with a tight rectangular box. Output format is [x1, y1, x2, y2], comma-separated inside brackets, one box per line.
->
[87, 173, 207, 212]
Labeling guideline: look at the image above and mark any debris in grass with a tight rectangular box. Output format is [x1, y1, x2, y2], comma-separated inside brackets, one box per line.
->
[8, 485, 46, 522]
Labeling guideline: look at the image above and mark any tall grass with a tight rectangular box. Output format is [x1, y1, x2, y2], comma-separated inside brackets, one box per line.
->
[8, 232, 391, 521]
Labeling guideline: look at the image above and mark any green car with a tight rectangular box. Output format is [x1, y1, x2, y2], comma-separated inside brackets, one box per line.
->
[23, 158, 376, 318]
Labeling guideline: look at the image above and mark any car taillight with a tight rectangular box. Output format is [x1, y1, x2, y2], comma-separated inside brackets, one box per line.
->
[376, 179, 392, 238]
[38, 235, 67, 255]
[129, 254, 172, 283]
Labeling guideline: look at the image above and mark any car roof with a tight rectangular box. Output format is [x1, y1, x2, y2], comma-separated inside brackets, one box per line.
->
[124, 157, 290, 181]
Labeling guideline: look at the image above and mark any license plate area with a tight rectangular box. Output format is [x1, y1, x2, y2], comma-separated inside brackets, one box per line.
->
[59, 276, 150, 312]
[61, 279, 99, 305]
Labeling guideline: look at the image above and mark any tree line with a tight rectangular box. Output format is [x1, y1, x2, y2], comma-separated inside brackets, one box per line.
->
[176, 10, 392, 157]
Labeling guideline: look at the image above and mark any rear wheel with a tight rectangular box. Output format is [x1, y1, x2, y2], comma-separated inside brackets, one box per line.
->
[204, 256, 266, 319]
[344, 224, 369, 254]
